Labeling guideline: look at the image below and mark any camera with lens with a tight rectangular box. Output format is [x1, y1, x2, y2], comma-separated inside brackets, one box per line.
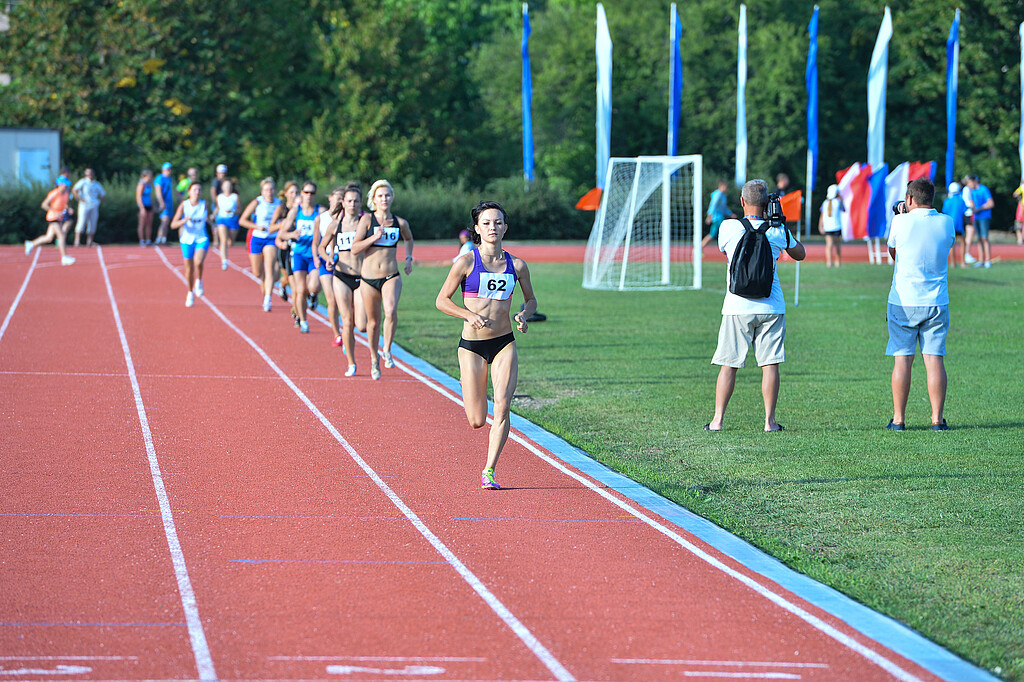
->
[765, 192, 786, 229]
[892, 200, 907, 215]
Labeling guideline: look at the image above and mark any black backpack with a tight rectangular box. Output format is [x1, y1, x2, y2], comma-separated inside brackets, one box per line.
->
[728, 218, 789, 299]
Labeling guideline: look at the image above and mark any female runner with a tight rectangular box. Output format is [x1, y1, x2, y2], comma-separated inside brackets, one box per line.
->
[238, 177, 281, 311]
[275, 181, 325, 334]
[170, 182, 211, 307]
[312, 187, 345, 345]
[435, 201, 537, 490]
[352, 179, 413, 380]
[25, 175, 75, 265]
[320, 183, 366, 374]
[214, 178, 239, 270]
[274, 181, 300, 317]
[135, 169, 156, 246]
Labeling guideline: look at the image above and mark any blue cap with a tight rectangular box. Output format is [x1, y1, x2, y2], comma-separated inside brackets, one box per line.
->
[56, 175, 71, 187]
[162, 162, 173, 170]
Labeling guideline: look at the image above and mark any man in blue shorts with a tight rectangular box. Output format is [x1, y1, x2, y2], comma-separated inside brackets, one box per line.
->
[701, 178, 735, 249]
[964, 174, 994, 268]
[153, 162, 176, 245]
[886, 178, 955, 431]
[941, 182, 968, 267]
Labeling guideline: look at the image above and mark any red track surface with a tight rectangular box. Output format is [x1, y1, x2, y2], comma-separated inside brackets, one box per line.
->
[1, 245, 953, 681]
[414, 240, 1024, 265]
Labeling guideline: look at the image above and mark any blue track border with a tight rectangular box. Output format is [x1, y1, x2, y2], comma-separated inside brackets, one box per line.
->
[389, 342, 998, 682]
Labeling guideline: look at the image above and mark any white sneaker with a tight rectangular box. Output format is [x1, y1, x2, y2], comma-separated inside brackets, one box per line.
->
[299, 320, 309, 333]
[370, 364, 381, 380]
[345, 364, 357, 377]
[262, 295, 272, 312]
[194, 280, 204, 297]
[984, 261, 992, 269]
[381, 350, 395, 368]
[185, 292, 195, 307]
[24, 240, 33, 255]
[964, 253, 978, 264]
[221, 259, 228, 271]
[61, 256, 75, 266]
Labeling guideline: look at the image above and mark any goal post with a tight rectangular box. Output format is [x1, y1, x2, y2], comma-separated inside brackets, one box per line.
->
[583, 155, 703, 291]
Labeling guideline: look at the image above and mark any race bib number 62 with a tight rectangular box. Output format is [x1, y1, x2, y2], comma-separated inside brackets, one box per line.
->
[478, 272, 515, 300]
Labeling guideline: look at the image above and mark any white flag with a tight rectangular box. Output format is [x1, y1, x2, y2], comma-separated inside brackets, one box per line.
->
[867, 7, 893, 169]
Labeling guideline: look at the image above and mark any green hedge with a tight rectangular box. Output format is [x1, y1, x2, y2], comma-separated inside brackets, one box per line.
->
[0, 176, 593, 244]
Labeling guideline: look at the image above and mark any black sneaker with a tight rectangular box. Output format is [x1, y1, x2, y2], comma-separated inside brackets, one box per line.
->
[886, 420, 906, 431]
[931, 420, 949, 431]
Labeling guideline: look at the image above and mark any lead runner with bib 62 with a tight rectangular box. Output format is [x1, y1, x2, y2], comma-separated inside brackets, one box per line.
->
[436, 201, 538, 490]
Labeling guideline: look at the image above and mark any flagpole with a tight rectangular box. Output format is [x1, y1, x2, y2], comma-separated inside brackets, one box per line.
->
[522, 3, 534, 188]
[735, 4, 747, 187]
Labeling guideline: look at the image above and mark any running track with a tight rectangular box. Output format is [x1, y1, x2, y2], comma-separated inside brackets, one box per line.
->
[0, 245, 996, 681]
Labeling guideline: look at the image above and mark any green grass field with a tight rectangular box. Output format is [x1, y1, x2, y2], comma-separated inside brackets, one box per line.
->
[395, 255, 1024, 680]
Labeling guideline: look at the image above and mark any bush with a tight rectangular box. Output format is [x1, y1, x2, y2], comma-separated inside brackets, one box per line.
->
[0, 176, 594, 244]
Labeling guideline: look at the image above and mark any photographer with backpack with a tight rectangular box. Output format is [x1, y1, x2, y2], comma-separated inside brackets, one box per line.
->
[705, 179, 805, 432]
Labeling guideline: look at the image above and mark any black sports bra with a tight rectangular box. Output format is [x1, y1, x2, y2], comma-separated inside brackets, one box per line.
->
[369, 213, 401, 248]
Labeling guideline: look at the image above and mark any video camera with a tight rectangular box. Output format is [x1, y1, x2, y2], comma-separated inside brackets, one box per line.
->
[765, 192, 786, 229]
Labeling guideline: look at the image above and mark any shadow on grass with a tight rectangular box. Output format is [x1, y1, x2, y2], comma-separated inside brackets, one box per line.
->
[681, 469, 1020, 495]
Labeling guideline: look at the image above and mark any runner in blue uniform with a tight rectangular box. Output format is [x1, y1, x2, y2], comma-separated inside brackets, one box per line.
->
[153, 162, 176, 245]
[238, 178, 281, 312]
[135, 169, 156, 246]
[435, 201, 538, 490]
[276, 181, 326, 333]
[170, 182, 211, 307]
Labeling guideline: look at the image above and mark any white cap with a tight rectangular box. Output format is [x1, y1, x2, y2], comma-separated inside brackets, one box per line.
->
[948, 182, 960, 194]
[826, 184, 838, 199]
[216, 164, 227, 173]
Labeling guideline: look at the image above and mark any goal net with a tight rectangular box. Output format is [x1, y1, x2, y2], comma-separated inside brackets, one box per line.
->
[583, 155, 702, 290]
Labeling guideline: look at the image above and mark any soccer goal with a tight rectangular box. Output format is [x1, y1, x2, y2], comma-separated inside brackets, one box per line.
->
[583, 155, 702, 291]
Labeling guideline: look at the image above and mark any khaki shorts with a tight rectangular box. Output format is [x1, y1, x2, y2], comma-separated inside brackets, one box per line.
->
[712, 314, 786, 368]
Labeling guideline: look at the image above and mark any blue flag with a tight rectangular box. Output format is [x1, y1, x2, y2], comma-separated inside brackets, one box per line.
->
[668, 3, 683, 155]
[735, 4, 747, 186]
[806, 6, 819, 190]
[522, 3, 534, 183]
[946, 10, 960, 187]
[867, 163, 889, 239]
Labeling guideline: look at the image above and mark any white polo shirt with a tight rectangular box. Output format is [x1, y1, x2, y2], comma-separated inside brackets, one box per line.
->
[718, 217, 792, 315]
[886, 208, 955, 306]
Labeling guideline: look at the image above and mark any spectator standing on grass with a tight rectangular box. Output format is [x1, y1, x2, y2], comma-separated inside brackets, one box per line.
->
[818, 184, 843, 268]
[72, 168, 106, 247]
[704, 179, 805, 433]
[963, 174, 994, 269]
[25, 176, 75, 266]
[153, 162, 176, 245]
[941, 182, 968, 268]
[885, 178, 955, 432]
[701, 178, 735, 250]
[136, 169, 156, 245]
[1012, 180, 1024, 245]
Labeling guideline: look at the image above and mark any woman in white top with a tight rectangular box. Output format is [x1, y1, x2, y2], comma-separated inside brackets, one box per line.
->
[170, 182, 212, 307]
[351, 179, 414, 380]
[320, 183, 366, 374]
[818, 184, 844, 268]
[214, 178, 239, 270]
[312, 187, 345, 344]
[238, 178, 281, 312]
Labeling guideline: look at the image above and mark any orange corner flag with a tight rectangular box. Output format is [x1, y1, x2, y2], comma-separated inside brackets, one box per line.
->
[575, 187, 603, 211]
[780, 190, 803, 222]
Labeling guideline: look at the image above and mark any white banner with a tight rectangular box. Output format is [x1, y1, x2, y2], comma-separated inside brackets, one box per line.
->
[596, 4, 613, 189]
[867, 7, 893, 169]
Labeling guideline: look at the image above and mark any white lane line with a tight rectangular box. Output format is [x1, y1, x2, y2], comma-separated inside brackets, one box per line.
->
[0, 657, 137, 662]
[612, 659, 826, 669]
[676, 674, 800, 680]
[159, 247, 574, 682]
[278, 279, 927, 682]
[97, 246, 216, 681]
[0, 665, 92, 676]
[270, 656, 486, 663]
[0, 370, 272, 380]
[0, 249, 40, 344]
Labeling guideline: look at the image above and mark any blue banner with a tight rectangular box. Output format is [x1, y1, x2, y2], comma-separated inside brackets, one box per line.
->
[946, 10, 960, 188]
[868, 163, 889, 239]
[522, 3, 534, 183]
[668, 3, 683, 155]
[806, 6, 819, 190]
[735, 4, 747, 186]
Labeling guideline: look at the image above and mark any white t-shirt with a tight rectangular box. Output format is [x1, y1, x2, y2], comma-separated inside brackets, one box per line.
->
[886, 208, 955, 306]
[718, 217, 792, 315]
[216, 192, 238, 218]
[819, 198, 843, 233]
[180, 199, 209, 245]
[72, 178, 106, 208]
